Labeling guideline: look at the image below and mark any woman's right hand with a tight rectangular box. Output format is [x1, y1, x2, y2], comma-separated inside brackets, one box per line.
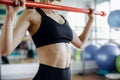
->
[87, 8, 94, 19]
[6, 0, 25, 15]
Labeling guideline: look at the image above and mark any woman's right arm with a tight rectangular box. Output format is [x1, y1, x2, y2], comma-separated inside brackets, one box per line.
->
[0, 0, 31, 56]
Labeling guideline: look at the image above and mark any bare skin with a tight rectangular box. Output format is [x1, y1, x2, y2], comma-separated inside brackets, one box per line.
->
[0, 0, 93, 68]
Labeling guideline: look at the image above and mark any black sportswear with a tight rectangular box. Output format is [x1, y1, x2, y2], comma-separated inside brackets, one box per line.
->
[32, 8, 73, 48]
[33, 64, 71, 80]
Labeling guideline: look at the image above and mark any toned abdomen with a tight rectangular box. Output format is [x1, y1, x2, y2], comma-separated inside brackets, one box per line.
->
[36, 43, 72, 68]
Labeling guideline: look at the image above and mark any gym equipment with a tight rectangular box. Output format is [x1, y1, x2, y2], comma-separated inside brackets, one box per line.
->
[105, 73, 120, 79]
[116, 55, 120, 73]
[97, 70, 109, 76]
[0, 0, 106, 16]
[1, 63, 39, 80]
[108, 10, 120, 28]
[74, 49, 81, 61]
[95, 43, 120, 71]
[81, 44, 99, 61]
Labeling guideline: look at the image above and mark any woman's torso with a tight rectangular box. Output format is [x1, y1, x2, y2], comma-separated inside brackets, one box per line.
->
[27, 8, 73, 68]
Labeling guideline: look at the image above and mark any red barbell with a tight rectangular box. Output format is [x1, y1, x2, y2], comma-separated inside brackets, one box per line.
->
[0, 0, 106, 16]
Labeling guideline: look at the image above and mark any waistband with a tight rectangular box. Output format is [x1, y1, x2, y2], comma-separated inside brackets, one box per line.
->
[39, 63, 70, 70]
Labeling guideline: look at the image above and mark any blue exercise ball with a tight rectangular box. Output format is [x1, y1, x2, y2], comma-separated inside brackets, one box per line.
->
[95, 43, 120, 71]
[108, 10, 120, 28]
[81, 44, 99, 61]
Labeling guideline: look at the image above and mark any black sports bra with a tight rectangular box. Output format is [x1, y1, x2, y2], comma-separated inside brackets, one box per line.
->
[32, 8, 73, 48]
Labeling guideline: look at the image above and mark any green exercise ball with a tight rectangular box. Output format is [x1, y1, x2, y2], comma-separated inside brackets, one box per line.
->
[116, 55, 120, 73]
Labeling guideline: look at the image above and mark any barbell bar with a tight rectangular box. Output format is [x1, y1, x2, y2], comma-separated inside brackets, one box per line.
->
[0, 0, 106, 16]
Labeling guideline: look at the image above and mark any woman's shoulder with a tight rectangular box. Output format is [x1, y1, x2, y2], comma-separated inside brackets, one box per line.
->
[22, 8, 36, 15]
[20, 8, 39, 20]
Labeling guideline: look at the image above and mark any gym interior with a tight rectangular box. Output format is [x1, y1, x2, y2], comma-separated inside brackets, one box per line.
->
[0, 0, 120, 80]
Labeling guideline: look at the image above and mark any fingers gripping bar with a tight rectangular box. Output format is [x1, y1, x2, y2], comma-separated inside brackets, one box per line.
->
[0, 0, 106, 16]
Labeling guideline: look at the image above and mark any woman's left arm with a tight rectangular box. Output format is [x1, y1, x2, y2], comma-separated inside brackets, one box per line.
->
[71, 9, 94, 48]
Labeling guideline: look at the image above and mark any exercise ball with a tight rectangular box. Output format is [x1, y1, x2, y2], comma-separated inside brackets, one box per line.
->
[81, 44, 99, 61]
[116, 55, 120, 73]
[108, 10, 120, 28]
[95, 43, 120, 71]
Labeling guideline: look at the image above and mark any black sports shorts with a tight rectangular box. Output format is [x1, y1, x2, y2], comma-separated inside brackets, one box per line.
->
[33, 63, 71, 80]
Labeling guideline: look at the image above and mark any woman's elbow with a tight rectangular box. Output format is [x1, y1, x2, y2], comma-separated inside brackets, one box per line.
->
[76, 42, 85, 49]
[0, 49, 12, 56]
[75, 44, 83, 49]
[72, 41, 84, 49]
